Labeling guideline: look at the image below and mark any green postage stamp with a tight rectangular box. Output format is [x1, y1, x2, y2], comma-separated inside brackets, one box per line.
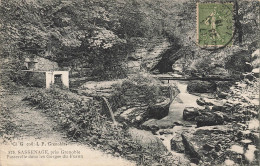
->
[197, 3, 234, 47]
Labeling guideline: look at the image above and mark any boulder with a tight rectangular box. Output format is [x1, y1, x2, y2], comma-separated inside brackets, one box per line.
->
[118, 106, 149, 125]
[244, 145, 257, 164]
[216, 81, 233, 92]
[211, 105, 224, 111]
[251, 49, 259, 68]
[170, 133, 185, 153]
[183, 107, 199, 121]
[196, 97, 222, 106]
[217, 91, 229, 99]
[172, 63, 183, 74]
[203, 143, 215, 151]
[196, 112, 224, 127]
[181, 125, 236, 165]
[128, 128, 167, 154]
[196, 98, 206, 106]
[181, 132, 201, 164]
[187, 81, 216, 93]
[141, 119, 160, 132]
[141, 119, 175, 132]
[227, 145, 246, 163]
[159, 129, 173, 135]
[148, 98, 170, 119]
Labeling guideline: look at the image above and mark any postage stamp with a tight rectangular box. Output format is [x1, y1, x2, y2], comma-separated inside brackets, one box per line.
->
[197, 3, 234, 47]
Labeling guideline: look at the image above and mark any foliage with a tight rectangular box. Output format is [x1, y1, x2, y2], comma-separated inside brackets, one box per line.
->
[24, 87, 175, 165]
[0, 94, 18, 140]
[0, 0, 196, 79]
[1, 0, 258, 80]
[110, 73, 167, 110]
[224, 50, 252, 74]
[189, 56, 218, 76]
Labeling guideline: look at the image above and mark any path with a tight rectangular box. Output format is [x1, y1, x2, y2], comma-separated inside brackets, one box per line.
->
[0, 88, 135, 166]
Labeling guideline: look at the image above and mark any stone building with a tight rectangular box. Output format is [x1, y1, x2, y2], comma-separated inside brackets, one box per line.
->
[23, 56, 69, 89]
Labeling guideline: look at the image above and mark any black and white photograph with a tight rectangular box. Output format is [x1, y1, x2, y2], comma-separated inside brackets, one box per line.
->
[0, 0, 259, 165]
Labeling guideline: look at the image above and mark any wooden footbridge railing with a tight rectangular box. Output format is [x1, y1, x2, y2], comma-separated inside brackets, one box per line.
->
[156, 76, 235, 83]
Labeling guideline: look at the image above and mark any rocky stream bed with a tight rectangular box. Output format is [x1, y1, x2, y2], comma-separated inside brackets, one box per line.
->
[152, 79, 259, 165]
[77, 74, 259, 165]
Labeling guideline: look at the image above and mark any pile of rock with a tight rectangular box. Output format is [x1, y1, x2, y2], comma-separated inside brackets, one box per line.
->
[169, 79, 259, 165]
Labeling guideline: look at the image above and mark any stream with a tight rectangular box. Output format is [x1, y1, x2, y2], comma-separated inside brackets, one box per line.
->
[155, 80, 203, 155]
[168, 81, 202, 124]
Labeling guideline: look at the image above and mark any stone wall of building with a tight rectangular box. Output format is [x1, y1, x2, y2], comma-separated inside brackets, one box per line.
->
[24, 71, 46, 88]
[24, 56, 59, 71]
[34, 57, 59, 71]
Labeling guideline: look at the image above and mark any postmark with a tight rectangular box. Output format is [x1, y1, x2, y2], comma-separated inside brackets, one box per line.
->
[197, 2, 234, 48]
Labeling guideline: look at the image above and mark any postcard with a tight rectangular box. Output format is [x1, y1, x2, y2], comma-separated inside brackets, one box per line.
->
[0, 0, 259, 165]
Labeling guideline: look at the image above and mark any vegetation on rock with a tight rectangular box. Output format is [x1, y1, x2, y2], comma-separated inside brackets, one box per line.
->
[24, 87, 181, 165]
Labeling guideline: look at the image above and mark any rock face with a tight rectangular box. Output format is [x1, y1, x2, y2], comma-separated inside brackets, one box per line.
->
[187, 81, 216, 93]
[183, 107, 199, 121]
[130, 39, 171, 71]
[142, 39, 170, 70]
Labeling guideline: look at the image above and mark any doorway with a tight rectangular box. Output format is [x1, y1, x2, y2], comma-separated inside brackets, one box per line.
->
[54, 74, 63, 87]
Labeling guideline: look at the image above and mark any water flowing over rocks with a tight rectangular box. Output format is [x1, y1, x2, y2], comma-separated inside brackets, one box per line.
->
[155, 77, 259, 165]
[142, 81, 200, 130]
[77, 74, 259, 165]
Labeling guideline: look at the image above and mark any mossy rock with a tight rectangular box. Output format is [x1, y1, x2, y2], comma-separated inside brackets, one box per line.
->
[187, 81, 216, 93]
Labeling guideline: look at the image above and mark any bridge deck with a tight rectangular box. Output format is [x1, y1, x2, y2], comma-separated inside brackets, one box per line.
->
[155, 76, 235, 82]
